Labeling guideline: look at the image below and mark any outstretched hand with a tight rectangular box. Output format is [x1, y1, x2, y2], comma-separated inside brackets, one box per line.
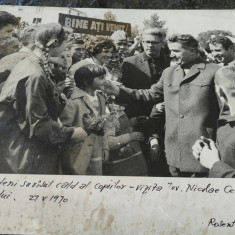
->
[103, 80, 120, 96]
[130, 132, 145, 141]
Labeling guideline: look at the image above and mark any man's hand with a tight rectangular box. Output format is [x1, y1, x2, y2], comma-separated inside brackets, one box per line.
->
[149, 138, 161, 164]
[103, 80, 120, 96]
[192, 138, 204, 160]
[71, 127, 88, 142]
[130, 132, 145, 141]
[199, 140, 220, 169]
[155, 102, 165, 112]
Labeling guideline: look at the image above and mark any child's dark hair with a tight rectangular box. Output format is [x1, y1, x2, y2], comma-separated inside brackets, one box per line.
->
[74, 64, 106, 89]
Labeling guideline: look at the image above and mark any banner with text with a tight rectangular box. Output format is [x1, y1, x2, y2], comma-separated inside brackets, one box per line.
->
[58, 13, 131, 36]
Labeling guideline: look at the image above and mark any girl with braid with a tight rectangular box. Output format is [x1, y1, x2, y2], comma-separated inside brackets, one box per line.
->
[0, 23, 87, 174]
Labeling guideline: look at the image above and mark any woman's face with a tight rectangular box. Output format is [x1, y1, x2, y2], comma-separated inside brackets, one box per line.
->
[95, 47, 114, 65]
[59, 49, 72, 68]
[90, 74, 107, 92]
[49, 40, 67, 57]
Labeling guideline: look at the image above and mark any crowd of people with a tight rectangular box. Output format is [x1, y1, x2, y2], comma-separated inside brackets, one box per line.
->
[0, 10, 235, 178]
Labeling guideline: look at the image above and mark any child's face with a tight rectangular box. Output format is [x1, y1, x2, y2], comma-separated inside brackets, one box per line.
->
[90, 74, 107, 91]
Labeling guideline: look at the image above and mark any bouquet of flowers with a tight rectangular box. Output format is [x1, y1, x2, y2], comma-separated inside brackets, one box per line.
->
[82, 113, 111, 136]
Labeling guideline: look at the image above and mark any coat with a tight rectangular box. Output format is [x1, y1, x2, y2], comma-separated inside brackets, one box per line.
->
[209, 162, 235, 178]
[120, 52, 170, 118]
[0, 54, 74, 174]
[59, 88, 108, 175]
[118, 56, 220, 173]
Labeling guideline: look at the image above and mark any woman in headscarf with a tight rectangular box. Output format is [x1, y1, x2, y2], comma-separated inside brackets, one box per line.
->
[0, 23, 87, 174]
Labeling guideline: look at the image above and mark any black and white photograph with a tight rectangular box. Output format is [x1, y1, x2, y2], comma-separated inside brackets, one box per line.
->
[0, 6, 235, 234]
[0, 6, 235, 178]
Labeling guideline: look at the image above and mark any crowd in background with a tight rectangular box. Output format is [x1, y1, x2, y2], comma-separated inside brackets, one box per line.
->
[1, 10, 235, 178]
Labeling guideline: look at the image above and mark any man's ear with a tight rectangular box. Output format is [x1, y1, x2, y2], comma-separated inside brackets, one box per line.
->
[229, 44, 234, 52]
[190, 47, 196, 55]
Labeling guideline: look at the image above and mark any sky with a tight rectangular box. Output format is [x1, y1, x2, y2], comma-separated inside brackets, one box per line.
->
[1, 6, 234, 38]
[81, 9, 235, 37]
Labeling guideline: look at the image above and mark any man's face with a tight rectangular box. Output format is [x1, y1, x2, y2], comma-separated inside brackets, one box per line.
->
[0, 24, 15, 44]
[108, 51, 120, 68]
[70, 43, 86, 63]
[168, 42, 193, 66]
[95, 47, 114, 65]
[142, 35, 162, 58]
[209, 43, 233, 64]
[115, 39, 129, 55]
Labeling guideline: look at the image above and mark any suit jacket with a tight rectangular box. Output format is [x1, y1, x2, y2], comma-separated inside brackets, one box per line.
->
[118, 56, 220, 173]
[209, 161, 235, 178]
[120, 52, 169, 118]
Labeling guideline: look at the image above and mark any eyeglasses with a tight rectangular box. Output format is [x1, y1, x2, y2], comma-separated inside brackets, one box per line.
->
[142, 41, 161, 45]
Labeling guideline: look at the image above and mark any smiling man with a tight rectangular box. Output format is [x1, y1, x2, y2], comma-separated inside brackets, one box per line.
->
[209, 35, 235, 66]
[104, 34, 220, 177]
[0, 11, 19, 46]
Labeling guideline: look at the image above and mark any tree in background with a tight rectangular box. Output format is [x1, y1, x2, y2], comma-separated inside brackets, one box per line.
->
[198, 29, 235, 50]
[17, 21, 30, 30]
[103, 11, 117, 21]
[131, 25, 140, 38]
[143, 13, 167, 31]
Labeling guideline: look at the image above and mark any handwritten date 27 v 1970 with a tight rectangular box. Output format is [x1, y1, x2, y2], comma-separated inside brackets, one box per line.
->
[0, 177, 235, 201]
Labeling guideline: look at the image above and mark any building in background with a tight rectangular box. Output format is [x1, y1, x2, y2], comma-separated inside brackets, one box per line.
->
[0, 5, 87, 25]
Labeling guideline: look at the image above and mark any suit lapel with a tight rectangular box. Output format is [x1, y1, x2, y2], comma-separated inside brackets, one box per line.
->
[139, 53, 151, 78]
[181, 65, 201, 83]
[174, 66, 185, 85]
[180, 57, 206, 84]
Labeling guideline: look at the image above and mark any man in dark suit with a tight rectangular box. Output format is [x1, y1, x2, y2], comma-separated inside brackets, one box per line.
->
[120, 28, 169, 118]
[104, 34, 220, 177]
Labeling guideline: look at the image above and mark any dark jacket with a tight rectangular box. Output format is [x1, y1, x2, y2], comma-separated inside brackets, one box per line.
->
[117, 56, 220, 172]
[120, 52, 169, 117]
[0, 54, 74, 174]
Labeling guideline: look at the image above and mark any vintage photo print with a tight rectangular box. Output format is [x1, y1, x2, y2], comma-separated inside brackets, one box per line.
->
[0, 6, 235, 178]
[0, 6, 235, 235]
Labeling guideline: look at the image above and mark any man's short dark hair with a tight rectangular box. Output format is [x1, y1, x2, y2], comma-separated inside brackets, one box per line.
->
[168, 34, 199, 51]
[142, 28, 166, 42]
[86, 37, 116, 56]
[209, 35, 233, 50]
[0, 11, 19, 29]
[74, 64, 106, 89]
